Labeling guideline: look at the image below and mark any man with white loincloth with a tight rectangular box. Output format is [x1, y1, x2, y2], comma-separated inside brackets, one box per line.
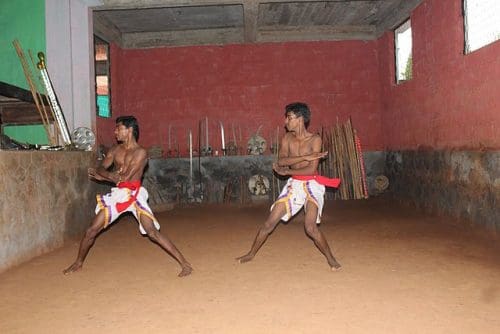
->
[237, 102, 341, 270]
[63, 116, 192, 277]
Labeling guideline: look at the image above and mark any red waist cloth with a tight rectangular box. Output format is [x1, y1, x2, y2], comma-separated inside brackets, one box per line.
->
[116, 180, 141, 213]
[292, 175, 341, 188]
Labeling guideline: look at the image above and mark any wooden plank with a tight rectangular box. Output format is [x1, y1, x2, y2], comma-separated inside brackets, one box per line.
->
[0, 82, 36, 104]
[0, 103, 54, 125]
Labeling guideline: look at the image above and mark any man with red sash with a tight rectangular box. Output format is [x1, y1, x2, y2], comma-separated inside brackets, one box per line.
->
[63, 116, 192, 277]
[237, 103, 341, 270]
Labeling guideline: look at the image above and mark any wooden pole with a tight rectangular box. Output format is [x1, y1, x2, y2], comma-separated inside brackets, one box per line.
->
[198, 119, 203, 201]
[28, 49, 54, 142]
[12, 40, 55, 145]
[333, 123, 348, 199]
[355, 131, 369, 199]
[346, 120, 361, 199]
[346, 118, 362, 199]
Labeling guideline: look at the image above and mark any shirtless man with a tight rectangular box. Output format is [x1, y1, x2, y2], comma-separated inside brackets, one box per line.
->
[237, 102, 341, 270]
[63, 116, 192, 277]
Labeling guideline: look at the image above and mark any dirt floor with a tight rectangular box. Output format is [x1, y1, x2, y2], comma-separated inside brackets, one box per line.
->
[1, 197, 500, 334]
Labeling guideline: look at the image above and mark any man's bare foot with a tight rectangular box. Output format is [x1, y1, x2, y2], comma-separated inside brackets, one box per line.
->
[178, 264, 193, 277]
[236, 254, 254, 264]
[63, 262, 82, 275]
[329, 259, 341, 271]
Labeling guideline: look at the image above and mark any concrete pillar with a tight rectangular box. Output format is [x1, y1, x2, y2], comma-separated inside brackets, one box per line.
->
[45, 0, 98, 133]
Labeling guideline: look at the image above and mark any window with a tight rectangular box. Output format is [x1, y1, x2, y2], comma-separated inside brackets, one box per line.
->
[464, 0, 500, 53]
[395, 19, 412, 84]
[94, 36, 111, 117]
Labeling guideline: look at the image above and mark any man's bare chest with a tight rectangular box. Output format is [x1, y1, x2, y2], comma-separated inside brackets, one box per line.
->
[114, 150, 134, 168]
[288, 139, 314, 156]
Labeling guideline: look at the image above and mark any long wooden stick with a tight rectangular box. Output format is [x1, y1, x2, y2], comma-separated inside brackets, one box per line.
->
[12, 40, 55, 145]
[329, 129, 336, 199]
[344, 121, 358, 198]
[355, 131, 369, 199]
[198, 119, 203, 201]
[28, 49, 53, 140]
[276, 126, 281, 199]
[347, 118, 363, 199]
[333, 123, 347, 199]
[240, 176, 244, 205]
[342, 123, 353, 199]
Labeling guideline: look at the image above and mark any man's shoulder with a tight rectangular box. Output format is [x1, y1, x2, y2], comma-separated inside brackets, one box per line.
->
[304, 132, 321, 146]
[108, 144, 122, 153]
[135, 146, 148, 157]
[310, 133, 321, 140]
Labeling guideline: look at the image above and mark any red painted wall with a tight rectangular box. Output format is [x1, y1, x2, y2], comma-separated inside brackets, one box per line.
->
[378, 0, 500, 150]
[96, 0, 499, 153]
[96, 41, 383, 155]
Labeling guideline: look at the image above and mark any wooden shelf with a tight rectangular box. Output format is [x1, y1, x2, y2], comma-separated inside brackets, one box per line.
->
[0, 81, 53, 125]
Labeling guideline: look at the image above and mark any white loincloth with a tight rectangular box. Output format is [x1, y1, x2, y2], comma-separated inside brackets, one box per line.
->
[95, 186, 160, 235]
[271, 178, 325, 224]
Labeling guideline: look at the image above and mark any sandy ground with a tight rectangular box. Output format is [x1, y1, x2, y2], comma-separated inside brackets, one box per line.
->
[1, 197, 500, 334]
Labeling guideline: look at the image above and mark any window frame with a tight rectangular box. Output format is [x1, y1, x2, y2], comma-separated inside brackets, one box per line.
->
[463, 0, 500, 54]
[394, 19, 413, 84]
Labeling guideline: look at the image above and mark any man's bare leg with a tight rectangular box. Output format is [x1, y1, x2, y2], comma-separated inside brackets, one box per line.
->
[63, 210, 106, 274]
[304, 203, 341, 270]
[236, 202, 286, 263]
[140, 215, 193, 277]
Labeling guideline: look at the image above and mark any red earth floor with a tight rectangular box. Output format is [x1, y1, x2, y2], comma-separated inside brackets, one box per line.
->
[1, 198, 500, 333]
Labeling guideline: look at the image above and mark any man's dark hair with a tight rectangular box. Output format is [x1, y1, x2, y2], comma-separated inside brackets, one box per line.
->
[285, 102, 311, 128]
[116, 116, 139, 140]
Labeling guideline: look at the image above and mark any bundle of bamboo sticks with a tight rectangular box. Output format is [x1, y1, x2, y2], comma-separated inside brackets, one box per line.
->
[321, 118, 369, 200]
[12, 39, 57, 145]
[12, 40, 73, 146]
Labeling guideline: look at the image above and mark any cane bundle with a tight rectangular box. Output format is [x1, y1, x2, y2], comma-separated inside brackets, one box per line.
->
[12, 40, 56, 145]
[320, 118, 369, 200]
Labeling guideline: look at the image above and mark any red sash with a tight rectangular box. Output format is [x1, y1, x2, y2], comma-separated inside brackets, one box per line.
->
[116, 180, 141, 213]
[292, 175, 341, 188]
